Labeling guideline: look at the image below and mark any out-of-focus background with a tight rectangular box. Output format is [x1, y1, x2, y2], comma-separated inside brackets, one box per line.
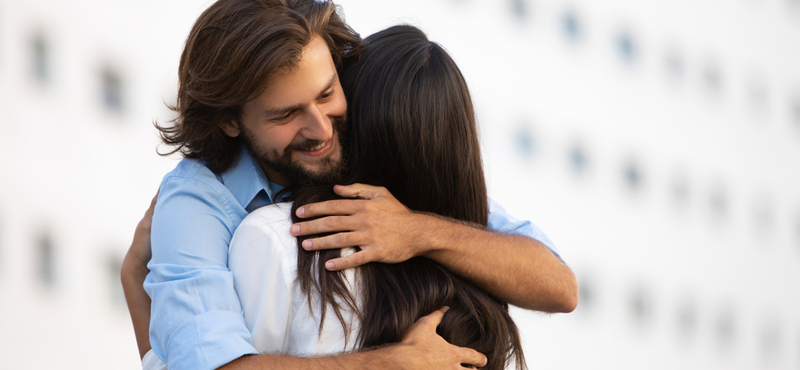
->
[0, 0, 798, 368]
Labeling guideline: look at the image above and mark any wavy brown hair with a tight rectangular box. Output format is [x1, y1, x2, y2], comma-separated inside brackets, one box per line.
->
[289, 25, 526, 370]
[156, 0, 361, 173]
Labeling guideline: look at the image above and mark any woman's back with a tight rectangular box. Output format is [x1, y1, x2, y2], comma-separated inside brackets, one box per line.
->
[229, 202, 521, 369]
[229, 202, 361, 356]
[291, 25, 526, 369]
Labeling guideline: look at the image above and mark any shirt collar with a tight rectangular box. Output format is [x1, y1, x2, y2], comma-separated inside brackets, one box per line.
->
[219, 146, 283, 210]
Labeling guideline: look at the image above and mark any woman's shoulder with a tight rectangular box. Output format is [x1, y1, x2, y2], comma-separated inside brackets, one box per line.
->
[230, 202, 295, 257]
[238, 202, 294, 232]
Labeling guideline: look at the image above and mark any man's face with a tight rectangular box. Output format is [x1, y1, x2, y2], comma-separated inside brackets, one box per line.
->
[222, 35, 347, 186]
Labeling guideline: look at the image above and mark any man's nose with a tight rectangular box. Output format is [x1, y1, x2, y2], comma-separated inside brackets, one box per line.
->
[300, 104, 333, 140]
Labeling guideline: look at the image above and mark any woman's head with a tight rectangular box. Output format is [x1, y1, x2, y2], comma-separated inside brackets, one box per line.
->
[338, 25, 487, 225]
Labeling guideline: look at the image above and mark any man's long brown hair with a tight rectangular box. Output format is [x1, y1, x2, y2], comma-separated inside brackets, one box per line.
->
[289, 25, 527, 370]
[156, 0, 361, 173]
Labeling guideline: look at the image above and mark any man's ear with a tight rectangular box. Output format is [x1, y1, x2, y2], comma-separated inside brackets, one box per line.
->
[220, 120, 241, 138]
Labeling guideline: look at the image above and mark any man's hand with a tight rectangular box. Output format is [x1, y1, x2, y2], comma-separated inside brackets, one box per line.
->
[292, 183, 578, 312]
[219, 308, 487, 370]
[389, 307, 488, 369]
[291, 184, 426, 270]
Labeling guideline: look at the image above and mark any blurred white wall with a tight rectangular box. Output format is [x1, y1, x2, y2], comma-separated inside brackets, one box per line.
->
[0, 0, 798, 369]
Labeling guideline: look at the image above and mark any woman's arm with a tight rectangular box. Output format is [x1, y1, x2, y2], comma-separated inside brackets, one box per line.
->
[121, 193, 157, 359]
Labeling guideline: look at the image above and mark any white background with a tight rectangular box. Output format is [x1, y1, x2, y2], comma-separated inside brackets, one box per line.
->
[0, 0, 798, 369]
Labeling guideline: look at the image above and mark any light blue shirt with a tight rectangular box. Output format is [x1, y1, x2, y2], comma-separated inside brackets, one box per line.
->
[144, 146, 559, 370]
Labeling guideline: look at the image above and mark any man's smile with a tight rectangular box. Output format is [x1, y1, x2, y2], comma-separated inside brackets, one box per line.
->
[294, 138, 334, 158]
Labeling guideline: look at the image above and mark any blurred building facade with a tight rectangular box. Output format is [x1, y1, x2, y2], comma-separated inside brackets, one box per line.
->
[0, 0, 798, 369]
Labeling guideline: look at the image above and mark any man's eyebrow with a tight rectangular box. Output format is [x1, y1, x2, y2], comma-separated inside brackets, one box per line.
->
[262, 74, 338, 118]
[319, 73, 337, 96]
[262, 103, 303, 119]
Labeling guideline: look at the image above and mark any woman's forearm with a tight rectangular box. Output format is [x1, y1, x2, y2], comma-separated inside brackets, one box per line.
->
[122, 193, 158, 359]
[121, 247, 153, 360]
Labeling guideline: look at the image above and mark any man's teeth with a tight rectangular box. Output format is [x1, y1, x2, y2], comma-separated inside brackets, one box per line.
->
[305, 141, 326, 151]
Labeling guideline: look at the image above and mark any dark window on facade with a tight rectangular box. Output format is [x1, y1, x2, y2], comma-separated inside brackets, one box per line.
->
[568, 145, 587, 175]
[37, 231, 55, 287]
[760, 319, 782, 361]
[31, 33, 50, 84]
[0, 219, 3, 274]
[514, 126, 536, 160]
[710, 187, 728, 221]
[752, 196, 775, 238]
[715, 306, 736, 349]
[615, 30, 636, 63]
[509, 0, 530, 21]
[794, 211, 800, 251]
[106, 254, 125, 308]
[561, 10, 581, 41]
[623, 161, 643, 191]
[101, 67, 124, 112]
[665, 50, 684, 80]
[671, 172, 690, 207]
[628, 285, 654, 327]
[747, 78, 769, 114]
[676, 295, 698, 340]
[576, 272, 595, 313]
[703, 62, 723, 94]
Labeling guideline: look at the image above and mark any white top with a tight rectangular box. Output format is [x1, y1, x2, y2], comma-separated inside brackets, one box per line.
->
[228, 202, 359, 356]
[143, 202, 358, 369]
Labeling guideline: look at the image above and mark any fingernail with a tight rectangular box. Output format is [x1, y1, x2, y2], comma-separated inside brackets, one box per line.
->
[302, 240, 312, 250]
[325, 261, 335, 270]
[442, 306, 450, 312]
[291, 225, 300, 234]
[296, 207, 305, 217]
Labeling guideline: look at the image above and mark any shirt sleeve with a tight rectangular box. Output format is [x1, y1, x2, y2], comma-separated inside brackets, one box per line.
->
[144, 175, 258, 370]
[142, 349, 167, 370]
[486, 197, 561, 259]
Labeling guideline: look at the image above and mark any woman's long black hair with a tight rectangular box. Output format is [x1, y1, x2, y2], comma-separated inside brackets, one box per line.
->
[288, 25, 526, 370]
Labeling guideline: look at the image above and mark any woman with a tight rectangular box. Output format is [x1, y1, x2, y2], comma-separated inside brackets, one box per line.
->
[228, 25, 525, 370]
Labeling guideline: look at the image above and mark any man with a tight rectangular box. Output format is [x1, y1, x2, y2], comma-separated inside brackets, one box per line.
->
[121, 1, 577, 369]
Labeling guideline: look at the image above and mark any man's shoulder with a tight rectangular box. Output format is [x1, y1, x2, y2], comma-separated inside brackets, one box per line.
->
[152, 157, 244, 250]
[163, 157, 219, 182]
[155, 157, 236, 212]
[158, 157, 227, 194]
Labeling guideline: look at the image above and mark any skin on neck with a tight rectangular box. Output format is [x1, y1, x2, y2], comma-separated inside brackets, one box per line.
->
[261, 162, 292, 187]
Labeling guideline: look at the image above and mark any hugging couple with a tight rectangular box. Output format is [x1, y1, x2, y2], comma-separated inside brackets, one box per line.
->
[120, 1, 578, 369]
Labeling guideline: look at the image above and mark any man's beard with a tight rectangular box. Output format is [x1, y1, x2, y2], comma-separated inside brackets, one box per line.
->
[241, 116, 348, 187]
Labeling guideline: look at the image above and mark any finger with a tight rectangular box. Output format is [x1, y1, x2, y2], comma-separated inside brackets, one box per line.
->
[324, 249, 375, 270]
[296, 199, 367, 218]
[416, 307, 448, 329]
[333, 183, 383, 200]
[402, 307, 449, 342]
[301, 231, 367, 251]
[457, 347, 488, 368]
[291, 216, 362, 236]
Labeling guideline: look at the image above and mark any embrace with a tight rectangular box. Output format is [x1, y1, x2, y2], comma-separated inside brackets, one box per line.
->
[121, 1, 578, 369]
